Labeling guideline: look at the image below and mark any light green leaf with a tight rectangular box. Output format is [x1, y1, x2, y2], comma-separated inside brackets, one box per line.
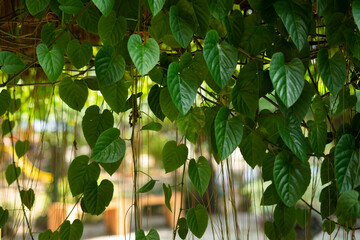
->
[137, 179, 156, 193]
[318, 48, 346, 96]
[177, 107, 205, 144]
[335, 190, 360, 224]
[59, 77, 88, 111]
[270, 52, 304, 108]
[20, 188, 35, 210]
[274, 204, 296, 236]
[273, 152, 311, 207]
[273, 0, 309, 50]
[308, 120, 327, 158]
[128, 34, 159, 76]
[187, 204, 208, 238]
[215, 107, 243, 160]
[188, 157, 211, 195]
[277, 115, 307, 162]
[59, 219, 83, 240]
[163, 184, 172, 212]
[0, 89, 11, 116]
[15, 140, 30, 158]
[67, 40, 93, 69]
[161, 140, 188, 173]
[353, 0, 360, 30]
[141, 122, 162, 132]
[0, 207, 9, 228]
[68, 155, 100, 197]
[92, 0, 114, 16]
[82, 105, 114, 148]
[169, 5, 194, 48]
[100, 79, 128, 114]
[36, 43, 64, 82]
[207, 0, 233, 20]
[203, 30, 237, 89]
[0, 51, 25, 74]
[148, 0, 165, 16]
[160, 87, 179, 122]
[95, 45, 125, 87]
[98, 11, 127, 46]
[334, 134, 360, 194]
[58, 0, 83, 14]
[26, 0, 50, 16]
[84, 179, 114, 215]
[76, 5, 101, 34]
[91, 128, 126, 164]
[5, 164, 21, 186]
[148, 84, 165, 121]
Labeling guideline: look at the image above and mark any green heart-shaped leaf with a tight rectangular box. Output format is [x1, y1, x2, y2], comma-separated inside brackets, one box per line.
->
[160, 87, 179, 122]
[177, 107, 205, 144]
[36, 43, 64, 82]
[92, 0, 114, 16]
[308, 120, 327, 158]
[148, 84, 165, 121]
[335, 134, 360, 194]
[84, 179, 114, 215]
[0, 89, 11, 116]
[215, 107, 243, 160]
[188, 156, 211, 195]
[100, 79, 128, 114]
[2, 119, 15, 136]
[91, 128, 126, 164]
[67, 39, 93, 69]
[68, 155, 100, 196]
[98, 11, 126, 46]
[162, 183, 172, 212]
[82, 105, 114, 149]
[20, 188, 35, 210]
[0, 51, 25, 74]
[5, 164, 21, 185]
[137, 179, 156, 193]
[141, 122, 162, 131]
[59, 77, 88, 111]
[58, 0, 83, 14]
[59, 219, 83, 240]
[135, 228, 160, 240]
[274, 204, 296, 236]
[39, 229, 59, 240]
[15, 140, 30, 158]
[319, 183, 337, 219]
[0, 207, 9, 228]
[187, 204, 208, 238]
[76, 5, 101, 34]
[148, 0, 165, 16]
[169, 5, 194, 48]
[277, 115, 307, 162]
[41, 23, 55, 46]
[318, 48, 346, 96]
[273, 152, 311, 207]
[95, 45, 125, 87]
[25, 0, 50, 16]
[177, 217, 188, 239]
[239, 132, 267, 168]
[203, 30, 237, 89]
[273, 0, 309, 50]
[207, 0, 233, 20]
[161, 140, 188, 173]
[270, 52, 304, 108]
[128, 34, 159, 76]
[335, 190, 360, 224]
[100, 160, 122, 176]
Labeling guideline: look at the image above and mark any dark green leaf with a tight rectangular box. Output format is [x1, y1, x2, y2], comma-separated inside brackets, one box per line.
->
[36, 43, 64, 82]
[295, 208, 309, 229]
[0, 207, 9, 228]
[100, 79, 128, 114]
[9, 98, 21, 114]
[91, 128, 126, 164]
[319, 183, 337, 219]
[39, 229, 59, 240]
[148, 0, 166, 16]
[59, 77, 88, 111]
[58, 0, 83, 14]
[1, 119, 15, 136]
[322, 220, 336, 235]
[215, 107, 243, 160]
[353, 0, 360, 30]
[177, 217, 188, 239]
[141, 122, 162, 131]
[95, 45, 125, 87]
[318, 48, 346, 96]
[15, 140, 30, 158]
[128, 34, 159, 76]
[82, 105, 114, 148]
[92, 0, 115, 16]
[207, 0, 232, 20]
[76, 5, 101, 34]
[0, 89, 11, 116]
[239, 132, 267, 168]
[160, 88, 179, 122]
[20, 188, 35, 210]
[83, 76, 99, 91]
[100, 160, 122, 176]
[334, 134, 360, 194]
[98, 11, 127, 46]
[335, 190, 360, 224]
[191, 0, 210, 37]
[187, 204, 208, 238]
[273, 152, 311, 207]
[261, 183, 281, 206]
[84, 179, 114, 215]
[59, 219, 83, 240]
[311, 95, 330, 122]
[26, 0, 50, 16]
[177, 107, 205, 144]
[188, 156, 211, 195]
[68, 155, 100, 196]
[262, 152, 276, 182]
[308, 120, 327, 158]
[137, 179, 156, 193]
[223, 10, 244, 47]
[169, 5, 194, 48]
[163, 183, 172, 212]
[232, 79, 258, 119]
[67, 40, 93, 69]
[148, 84, 165, 121]
[270, 52, 304, 108]
[5, 164, 21, 185]
[203, 30, 237, 89]
[161, 140, 188, 173]
[0, 51, 25, 74]
[135, 228, 160, 240]
[274, 204, 296, 236]
[321, 157, 335, 185]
